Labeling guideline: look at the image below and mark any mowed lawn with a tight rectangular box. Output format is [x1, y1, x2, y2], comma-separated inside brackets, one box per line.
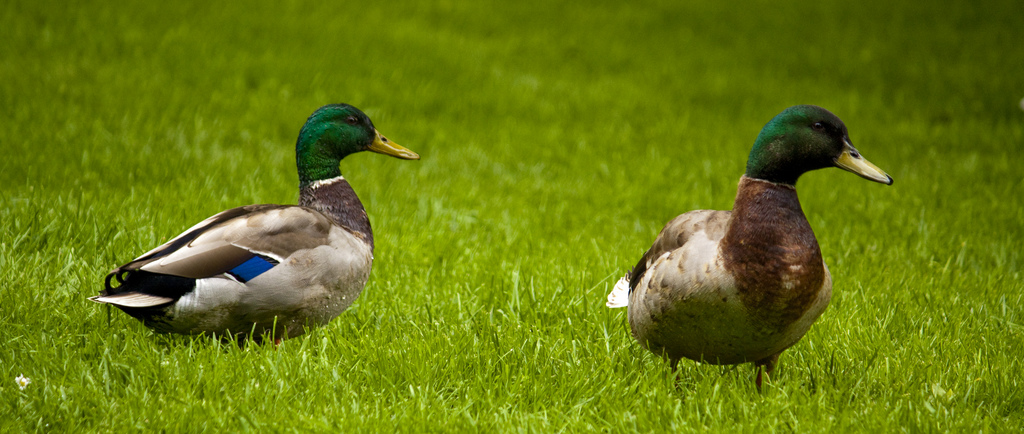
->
[2, 0, 1022, 431]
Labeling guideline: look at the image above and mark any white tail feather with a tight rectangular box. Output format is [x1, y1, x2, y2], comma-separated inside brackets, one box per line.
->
[606, 275, 630, 308]
[89, 292, 174, 308]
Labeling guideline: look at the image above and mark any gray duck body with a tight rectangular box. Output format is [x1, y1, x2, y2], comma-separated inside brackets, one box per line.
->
[96, 179, 373, 339]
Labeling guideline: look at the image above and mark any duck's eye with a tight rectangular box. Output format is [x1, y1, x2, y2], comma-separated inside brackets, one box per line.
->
[344, 115, 359, 125]
[812, 122, 825, 131]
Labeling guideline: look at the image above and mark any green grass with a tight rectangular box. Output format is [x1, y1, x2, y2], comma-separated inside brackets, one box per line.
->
[2, 0, 1023, 431]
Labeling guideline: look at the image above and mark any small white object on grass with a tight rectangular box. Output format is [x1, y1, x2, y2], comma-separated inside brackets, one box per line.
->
[1019, 97, 1024, 111]
[15, 374, 31, 390]
[606, 275, 630, 308]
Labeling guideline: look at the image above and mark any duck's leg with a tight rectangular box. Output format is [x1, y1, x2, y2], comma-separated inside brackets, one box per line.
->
[669, 358, 683, 387]
[754, 353, 779, 392]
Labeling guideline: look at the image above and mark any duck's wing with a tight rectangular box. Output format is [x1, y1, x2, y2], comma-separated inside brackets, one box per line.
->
[94, 205, 341, 307]
[628, 210, 732, 290]
[607, 210, 732, 308]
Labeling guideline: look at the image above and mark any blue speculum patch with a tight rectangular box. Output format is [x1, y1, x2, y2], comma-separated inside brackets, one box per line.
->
[228, 256, 277, 282]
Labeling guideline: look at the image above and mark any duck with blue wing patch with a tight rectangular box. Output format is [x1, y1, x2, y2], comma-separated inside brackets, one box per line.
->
[92, 104, 420, 341]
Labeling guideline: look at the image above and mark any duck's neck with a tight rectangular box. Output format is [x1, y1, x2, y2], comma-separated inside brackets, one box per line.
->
[721, 176, 824, 325]
[299, 176, 374, 252]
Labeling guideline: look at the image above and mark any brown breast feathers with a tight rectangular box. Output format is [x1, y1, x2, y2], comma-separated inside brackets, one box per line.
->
[720, 176, 825, 328]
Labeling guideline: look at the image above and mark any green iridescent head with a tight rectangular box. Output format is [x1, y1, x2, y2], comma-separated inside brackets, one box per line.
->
[745, 105, 892, 186]
[296, 104, 419, 186]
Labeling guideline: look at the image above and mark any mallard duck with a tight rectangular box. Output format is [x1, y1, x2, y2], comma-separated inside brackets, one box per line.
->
[606, 105, 892, 390]
[91, 104, 419, 341]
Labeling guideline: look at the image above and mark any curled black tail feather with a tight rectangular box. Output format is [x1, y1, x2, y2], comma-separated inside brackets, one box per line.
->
[102, 269, 132, 295]
[101, 269, 195, 302]
[628, 260, 647, 294]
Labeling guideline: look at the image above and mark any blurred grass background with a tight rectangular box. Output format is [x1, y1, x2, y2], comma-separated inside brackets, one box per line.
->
[1, 0, 1022, 431]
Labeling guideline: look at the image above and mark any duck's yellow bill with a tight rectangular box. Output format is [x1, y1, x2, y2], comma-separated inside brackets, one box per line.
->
[834, 143, 892, 185]
[368, 130, 419, 160]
